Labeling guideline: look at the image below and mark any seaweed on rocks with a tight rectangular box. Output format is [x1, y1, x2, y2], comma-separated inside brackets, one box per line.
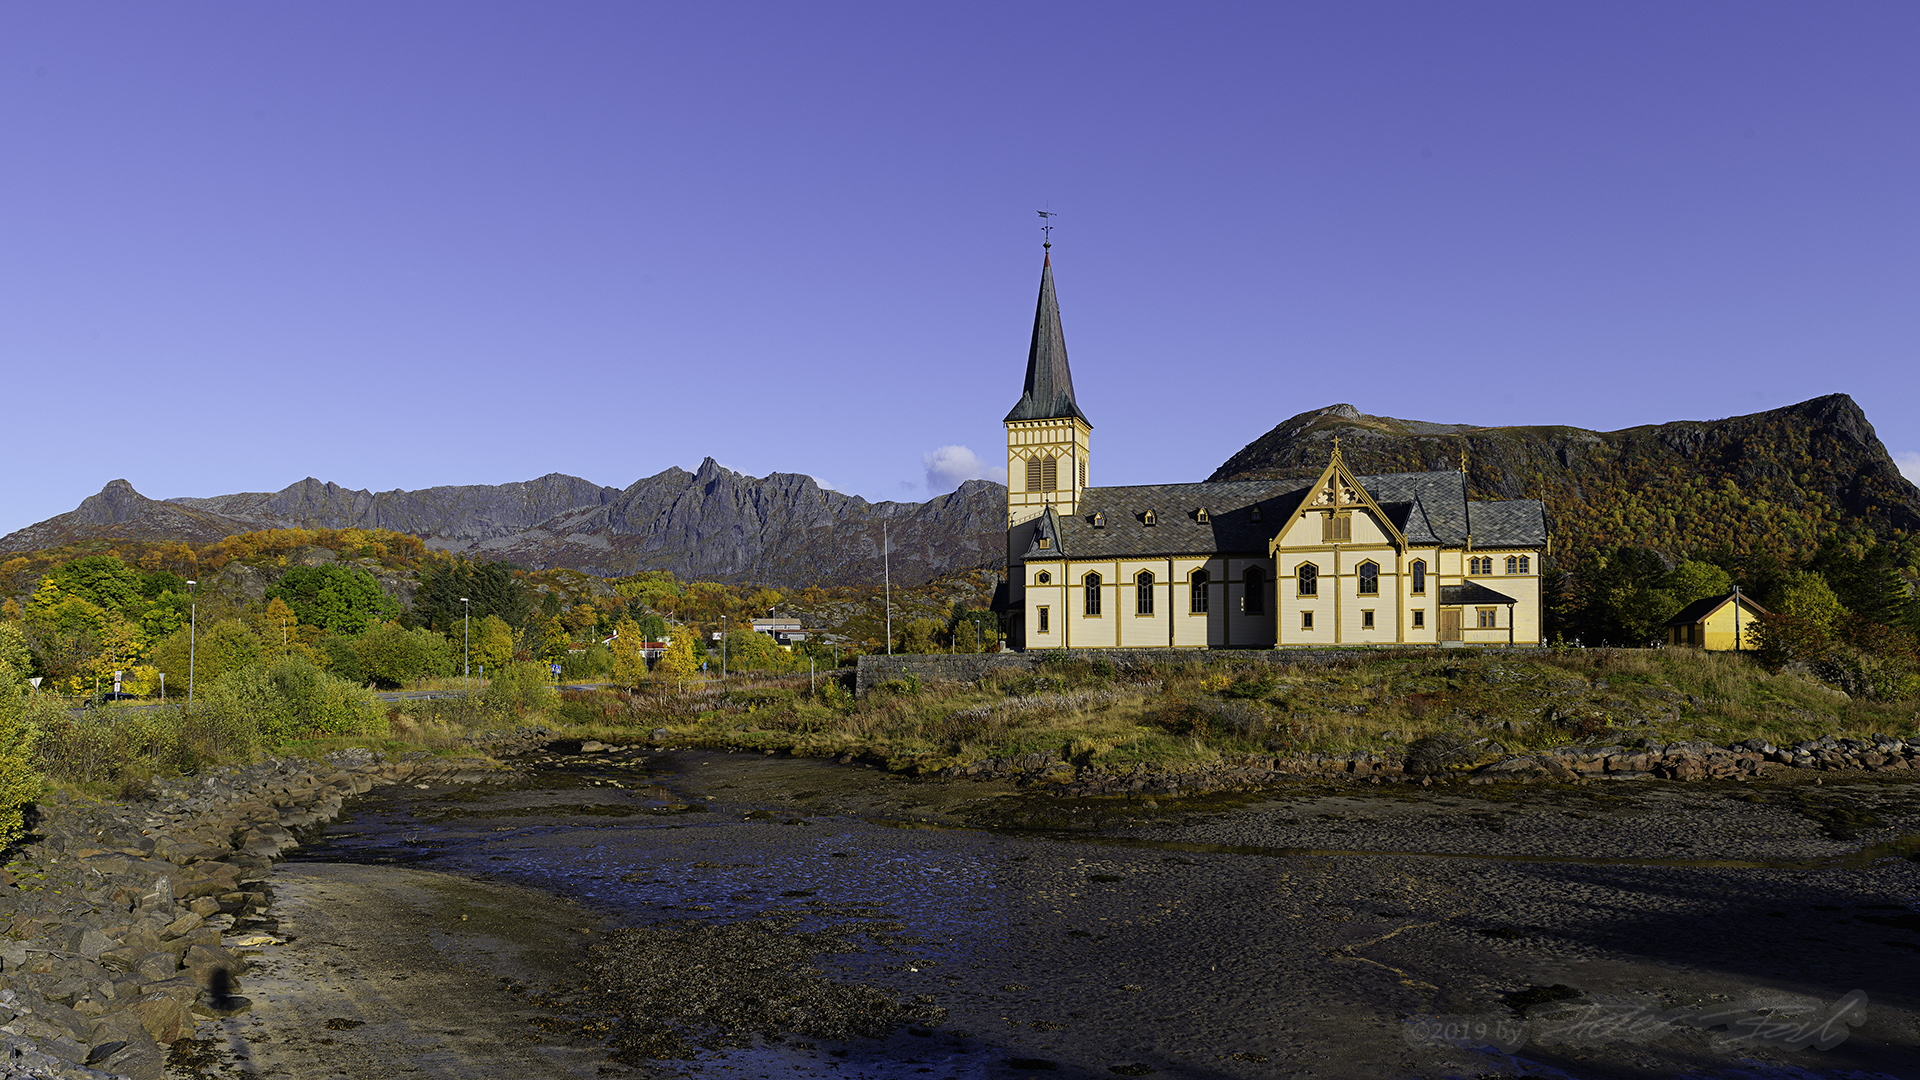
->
[577, 914, 945, 1063]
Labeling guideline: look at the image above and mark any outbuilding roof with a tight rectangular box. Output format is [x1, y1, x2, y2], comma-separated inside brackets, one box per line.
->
[1665, 592, 1770, 627]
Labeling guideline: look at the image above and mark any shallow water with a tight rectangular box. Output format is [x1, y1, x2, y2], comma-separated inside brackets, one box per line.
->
[282, 749, 1920, 1080]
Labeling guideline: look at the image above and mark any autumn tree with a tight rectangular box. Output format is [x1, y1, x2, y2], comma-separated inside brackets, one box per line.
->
[609, 618, 650, 686]
[472, 614, 516, 675]
[653, 634, 698, 684]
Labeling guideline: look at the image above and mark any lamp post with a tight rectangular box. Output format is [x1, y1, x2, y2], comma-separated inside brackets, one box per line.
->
[720, 614, 728, 679]
[460, 597, 471, 692]
[186, 580, 197, 703]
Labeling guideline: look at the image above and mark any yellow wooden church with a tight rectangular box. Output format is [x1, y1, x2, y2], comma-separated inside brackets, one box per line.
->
[1003, 249, 1549, 651]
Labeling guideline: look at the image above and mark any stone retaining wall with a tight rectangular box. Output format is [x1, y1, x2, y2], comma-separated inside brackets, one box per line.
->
[0, 729, 548, 1080]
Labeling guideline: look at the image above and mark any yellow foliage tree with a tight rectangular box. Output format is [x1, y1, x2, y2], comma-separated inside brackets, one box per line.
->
[652, 633, 698, 684]
[472, 614, 516, 675]
[609, 618, 649, 687]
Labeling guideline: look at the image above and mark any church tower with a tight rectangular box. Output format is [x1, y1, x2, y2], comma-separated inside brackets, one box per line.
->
[1005, 246, 1091, 527]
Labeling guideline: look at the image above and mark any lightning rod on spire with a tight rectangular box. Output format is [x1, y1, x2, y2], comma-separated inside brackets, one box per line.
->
[1037, 209, 1057, 249]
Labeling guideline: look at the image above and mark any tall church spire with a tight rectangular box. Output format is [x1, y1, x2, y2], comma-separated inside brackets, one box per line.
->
[1004, 250, 1089, 424]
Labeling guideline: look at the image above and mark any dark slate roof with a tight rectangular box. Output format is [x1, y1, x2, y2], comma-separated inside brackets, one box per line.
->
[1027, 480, 1303, 559]
[1004, 254, 1089, 424]
[1440, 581, 1519, 605]
[1342, 472, 1470, 544]
[1467, 499, 1550, 547]
[1665, 592, 1771, 626]
[1020, 471, 1547, 561]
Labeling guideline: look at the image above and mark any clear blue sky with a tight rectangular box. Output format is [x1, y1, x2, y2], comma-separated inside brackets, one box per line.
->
[5, 2, 1916, 540]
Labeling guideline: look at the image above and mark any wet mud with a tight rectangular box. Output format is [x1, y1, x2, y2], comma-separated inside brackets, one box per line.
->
[198, 747, 1920, 1079]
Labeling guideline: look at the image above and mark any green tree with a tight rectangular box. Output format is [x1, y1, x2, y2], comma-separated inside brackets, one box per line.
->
[413, 557, 533, 632]
[23, 583, 111, 687]
[1661, 560, 1732, 606]
[1771, 571, 1848, 635]
[352, 623, 454, 689]
[471, 614, 516, 675]
[147, 617, 262, 694]
[315, 634, 365, 684]
[0, 658, 41, 846]
[266, 565, 399, 634]
[44, 555, 147, 616]
[0, 623, 34, 680]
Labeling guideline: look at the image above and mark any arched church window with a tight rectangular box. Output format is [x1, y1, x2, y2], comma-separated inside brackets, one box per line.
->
[1189, 569, 1209, 613]
[1244, 567, 1266, 614]
[1025, 457, 1042, 492]
[1518, 555, 1530, 574]
[1297, 563, 1317, 597]
[1410, 559, 1427, 594]
[1357, 561, 1379, 595]
[1041, 455, 1058, 492]
[1084, 572, 1102, 616]
[1136, 570, 1155, 615]
[1505, 556, 1518, 574]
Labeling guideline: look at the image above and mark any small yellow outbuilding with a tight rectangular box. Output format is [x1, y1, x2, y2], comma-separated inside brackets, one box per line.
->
[1664, 592, 1768, 651]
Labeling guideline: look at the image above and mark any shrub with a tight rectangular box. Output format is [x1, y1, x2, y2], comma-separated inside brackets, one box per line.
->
[353, 623, 454, 689]
[1405, 733, 1475, 775]
[483, 660, 559, 716]
[204, 657, 387, 744]
[1, 673, 41, 847]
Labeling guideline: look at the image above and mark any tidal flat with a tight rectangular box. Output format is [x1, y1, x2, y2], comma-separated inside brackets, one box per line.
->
[195, 748, 1920, 1080]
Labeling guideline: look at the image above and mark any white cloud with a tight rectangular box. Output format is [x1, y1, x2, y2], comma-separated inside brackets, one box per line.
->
[812, 476, 837, 491]
[923, 445, 1007, 493]
[1896, 452, 1920, 483]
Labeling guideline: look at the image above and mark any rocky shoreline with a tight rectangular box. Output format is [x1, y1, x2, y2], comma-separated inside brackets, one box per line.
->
[0, 744, 521, 1080]
[933, 732, 1920, 796]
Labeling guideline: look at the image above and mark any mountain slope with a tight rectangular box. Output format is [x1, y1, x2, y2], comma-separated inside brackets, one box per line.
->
[1210, 394, 1920, 562]
[1, 463, 1007, 586]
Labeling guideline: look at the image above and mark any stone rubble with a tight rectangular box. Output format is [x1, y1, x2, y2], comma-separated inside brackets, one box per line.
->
[931, 734, 1920, 796]
[0, 735, 535, 1080]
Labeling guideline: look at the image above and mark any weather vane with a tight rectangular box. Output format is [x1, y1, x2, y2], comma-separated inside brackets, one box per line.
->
[1038, 209, 1058, 248]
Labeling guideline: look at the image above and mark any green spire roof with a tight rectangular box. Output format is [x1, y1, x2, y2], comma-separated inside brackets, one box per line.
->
[1005, 252, 1089, 424]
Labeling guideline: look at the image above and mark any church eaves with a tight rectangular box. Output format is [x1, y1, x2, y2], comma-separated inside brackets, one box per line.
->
[1004, 253, 1089, 424]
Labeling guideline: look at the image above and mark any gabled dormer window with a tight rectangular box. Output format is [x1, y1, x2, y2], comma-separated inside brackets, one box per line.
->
[1250, 506, 1262, 522]
[1196, 508, 1210, 524]
[1092, 512, 1105, 528]
[1143, 509, 1157, 526]
[1037, 536, 1050, 549]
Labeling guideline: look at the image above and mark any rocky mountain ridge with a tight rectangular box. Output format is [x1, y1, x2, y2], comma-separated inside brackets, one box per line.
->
[1211, 393, 1920, 562]
[1, 460, 1007, 587]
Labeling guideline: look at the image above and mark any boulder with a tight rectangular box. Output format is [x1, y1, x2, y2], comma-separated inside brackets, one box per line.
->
[125, 992, 194, 1043]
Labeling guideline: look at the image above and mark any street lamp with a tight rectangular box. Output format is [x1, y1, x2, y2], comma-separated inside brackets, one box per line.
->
[720, 614, 728, 679]
[186, 580, 197, 704]
[460, 597, 471, 692]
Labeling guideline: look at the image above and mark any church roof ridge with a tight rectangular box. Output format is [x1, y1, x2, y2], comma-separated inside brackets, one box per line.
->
[1005, 254, 1089, 424]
